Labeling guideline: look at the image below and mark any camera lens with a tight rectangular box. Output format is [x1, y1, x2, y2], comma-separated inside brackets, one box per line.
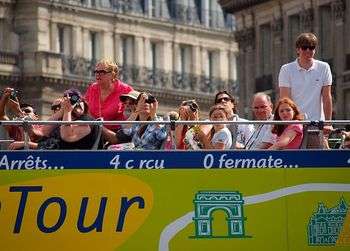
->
[69, 94, 80, 105]
[145, 95, 156, 104]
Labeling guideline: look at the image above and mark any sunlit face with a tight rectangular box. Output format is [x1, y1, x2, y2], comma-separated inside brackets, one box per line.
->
[297, 45, 315, 61]
[138, 94, 151, 115]
[252, 96, 272, 120]
[210, 109, 228, 130]
[215, 94, 234, 114]
[123, 98, 136, 110]
[22, 106, 38, 120]
[210, 109, 227, 122]
[278, 103, 295, 121]
[94, 63, 113, 83]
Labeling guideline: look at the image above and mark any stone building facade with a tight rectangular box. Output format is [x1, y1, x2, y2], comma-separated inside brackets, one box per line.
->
[0, 0, 236, 118]
[219, 0, 350, 119]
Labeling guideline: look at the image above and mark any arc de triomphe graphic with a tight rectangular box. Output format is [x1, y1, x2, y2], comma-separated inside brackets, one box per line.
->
[193, 191, 246, 238]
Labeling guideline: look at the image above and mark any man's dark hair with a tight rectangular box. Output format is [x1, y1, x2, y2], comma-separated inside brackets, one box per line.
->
[214, 90, 237, 113]
[295, 33, 318, 48]
[20, 103, 37, 115]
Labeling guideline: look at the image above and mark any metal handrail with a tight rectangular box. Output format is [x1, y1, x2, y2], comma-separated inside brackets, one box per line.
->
[1, 120, 349, 126]
[1, 119, 348, 150]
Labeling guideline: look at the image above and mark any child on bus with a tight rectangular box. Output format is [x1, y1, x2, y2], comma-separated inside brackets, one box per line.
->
[269, 98, 304, 150]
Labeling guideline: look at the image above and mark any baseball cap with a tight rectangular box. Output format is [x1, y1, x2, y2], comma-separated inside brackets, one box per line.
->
[120, 90, 140, 102]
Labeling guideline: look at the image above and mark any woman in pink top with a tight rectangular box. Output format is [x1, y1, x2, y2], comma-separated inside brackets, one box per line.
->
[85, 59, 133, 130]
[269, 98, 304, 150]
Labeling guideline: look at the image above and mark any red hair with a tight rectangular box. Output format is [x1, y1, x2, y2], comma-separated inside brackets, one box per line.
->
[272, 98, 304, 136]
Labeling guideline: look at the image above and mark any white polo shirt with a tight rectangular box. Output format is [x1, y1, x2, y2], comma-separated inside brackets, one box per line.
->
[245, 120, 277, 150]
[278, 59, 332, 120]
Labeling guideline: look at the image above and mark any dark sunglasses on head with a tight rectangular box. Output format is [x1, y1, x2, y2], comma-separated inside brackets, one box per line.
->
[51, 104, 61, 111]
[216, 97, 231, 103]
[301, 45, 316, 51]
[94, 69, 111, 74]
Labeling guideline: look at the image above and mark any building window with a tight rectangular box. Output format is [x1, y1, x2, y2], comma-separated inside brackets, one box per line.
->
[178, 45, 192, 75]
[151, 42, 157, 71]
[208, 0, 214, 27]
[259, 24, 271, 76]
[195, 0, 202, 23]
[229, 53, 237, 81]
[288, 14, 300, 60]
[90, 31, 97, 60]
[319, 5, 332, 61]
[205, 51, 214, 79]
[121, 36, 134, 66]
[58, 26, 64, 54]
[57, 24, 72, 55]
[151, 0, 157, 17]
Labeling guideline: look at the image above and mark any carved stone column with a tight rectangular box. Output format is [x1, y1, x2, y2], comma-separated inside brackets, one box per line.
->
[72, 25, 83, 57]
[332, 0, 345, 118]
[235, 27, 255, 115]
[272, 18, 283, 92]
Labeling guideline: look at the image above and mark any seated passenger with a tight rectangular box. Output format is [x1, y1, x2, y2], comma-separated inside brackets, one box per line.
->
[162, 111, 179, 150]
[196, 105, 232, 150]
[174, 99, 201, 149]
[102, 90, 140, 146]
[123, 92, 167, 150]
[59, 89, 101, 150]
[214, 90, 254, 149]
[0, 87, 41, 149]
[269, 98, 304, 150]
[245, 92, 276, 149]
[341, 132, 350, 149]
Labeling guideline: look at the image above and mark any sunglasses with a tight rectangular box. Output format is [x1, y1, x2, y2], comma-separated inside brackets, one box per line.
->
[216, 97, 231, 103]
[22, 108, 34, 114]
[94, 69, 111, 74]
[51, 104, 61, 111]
[301, 45, 315, 51]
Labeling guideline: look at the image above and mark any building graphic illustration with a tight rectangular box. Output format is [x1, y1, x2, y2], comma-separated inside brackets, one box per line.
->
[308, 197, 350, 246]
[193, 191, 246, 238]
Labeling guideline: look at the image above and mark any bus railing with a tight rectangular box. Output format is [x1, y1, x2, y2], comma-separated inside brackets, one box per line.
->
[0, 119, 349, 150]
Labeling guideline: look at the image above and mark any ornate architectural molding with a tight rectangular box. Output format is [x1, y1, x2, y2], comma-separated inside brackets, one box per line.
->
[332, 0, 345, 24]
[0, 51, 18, 65]
[300, 8, 314, 32]
[234, 27, 255, 50]
[272, 18, 283, 38]
[59, 56, 235, 95]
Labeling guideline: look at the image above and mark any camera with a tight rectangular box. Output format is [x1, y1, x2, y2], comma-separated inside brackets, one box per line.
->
[182, 100, 198, 112]
[188, 102, 198, 112]
[145, 95, 156, 104]
[68, 94, 81, 105]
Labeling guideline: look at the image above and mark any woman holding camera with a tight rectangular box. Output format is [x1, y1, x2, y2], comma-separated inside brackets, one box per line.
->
[58, 89, 101, 149]
[123, 93, 167, 150]
[85, 59, 133, 130]
[174, 99, 201, 149]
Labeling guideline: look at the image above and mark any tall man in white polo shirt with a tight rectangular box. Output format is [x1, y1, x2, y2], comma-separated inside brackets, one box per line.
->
[278, 33, 333, 134]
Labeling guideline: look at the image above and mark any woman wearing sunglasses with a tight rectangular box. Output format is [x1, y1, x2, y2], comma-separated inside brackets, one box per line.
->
[84, 59, 133, 131]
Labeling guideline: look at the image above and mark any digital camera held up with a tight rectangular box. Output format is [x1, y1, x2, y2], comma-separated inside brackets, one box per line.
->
[145, 94, 156, 104]
[69, 93, 81, 105]
[181, 100, 199, 112]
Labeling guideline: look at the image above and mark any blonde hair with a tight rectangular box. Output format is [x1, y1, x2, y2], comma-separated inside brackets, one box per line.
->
[96, 59, 120, 80]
